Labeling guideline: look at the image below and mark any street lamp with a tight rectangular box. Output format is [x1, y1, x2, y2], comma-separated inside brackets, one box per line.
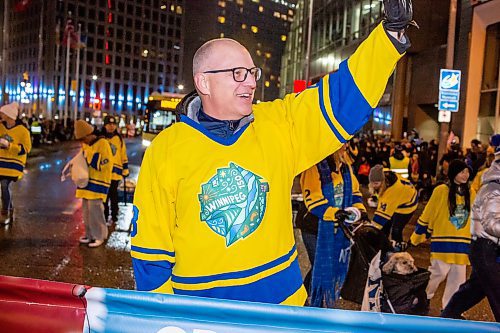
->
[177, 84, 184, 91]
[92, 74, 98, 81]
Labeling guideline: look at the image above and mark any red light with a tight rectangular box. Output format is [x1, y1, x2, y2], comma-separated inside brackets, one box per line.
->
[108, 0, 112, 9]
[105, 55, 110, 64]
[105, 41, 109, 50]
[108, 13, 112, 23]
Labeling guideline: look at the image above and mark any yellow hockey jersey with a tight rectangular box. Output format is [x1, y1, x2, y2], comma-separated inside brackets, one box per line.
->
[410, 184, 475, 265]
[301, 162, 365, 223]
[0, 121, 31, 179]
[131, 23, 405, 306]
[75, 137, 113, 201]
[372, 174, 418, 229]
[105, 134, 129, 181]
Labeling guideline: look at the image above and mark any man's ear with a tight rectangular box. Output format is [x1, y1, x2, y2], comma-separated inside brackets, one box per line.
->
[194, 73, 210, 96]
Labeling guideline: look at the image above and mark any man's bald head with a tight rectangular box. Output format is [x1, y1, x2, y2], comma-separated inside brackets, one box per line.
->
[192, 38, 246, 76]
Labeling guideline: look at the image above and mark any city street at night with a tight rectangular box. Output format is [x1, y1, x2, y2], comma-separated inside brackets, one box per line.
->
[0, 138, 144, 290]
[1, 0, 499, 331]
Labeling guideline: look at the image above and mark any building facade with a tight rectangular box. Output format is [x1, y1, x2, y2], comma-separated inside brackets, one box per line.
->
[0, 0, 185, 119]
[182, 0, 295, 101]
[282, 0, 500, 146]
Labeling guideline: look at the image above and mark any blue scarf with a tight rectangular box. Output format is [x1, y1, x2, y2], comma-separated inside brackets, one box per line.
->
[310, 160, 353, 308]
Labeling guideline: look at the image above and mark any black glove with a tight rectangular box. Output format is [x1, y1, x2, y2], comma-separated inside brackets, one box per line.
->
[334, 209, 351, 221]
[360, 211, 369, 222]
[383, 0, 419, 32]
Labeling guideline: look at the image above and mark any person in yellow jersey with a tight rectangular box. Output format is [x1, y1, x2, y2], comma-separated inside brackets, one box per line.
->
[300, 143, 366, 307]
[369, 164, 418, 247]
[102, 115, 129, 225]
[389, 144, 410, 178]
[470, 152, 494, 194]
[74, 120, 113, 248]
[131, 0, 417, 305]
[0, 102, 31, 225]
[410, 159, 475, 311]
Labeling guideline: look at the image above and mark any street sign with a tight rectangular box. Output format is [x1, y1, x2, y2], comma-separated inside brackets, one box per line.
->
[438, 69, 461, 112]
[438, 110, 451, 123]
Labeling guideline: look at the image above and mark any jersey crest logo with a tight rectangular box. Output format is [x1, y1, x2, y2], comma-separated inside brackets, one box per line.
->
[380, 203, 387, 211]
[450, 204, 468, 230]
[199, 162, 269, 247]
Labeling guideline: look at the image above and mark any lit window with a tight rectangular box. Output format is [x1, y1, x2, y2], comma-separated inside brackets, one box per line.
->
[218, 0, 226, 7]
[270, 75, 275, 81]
[288, 9, 293, 16]
[241, 23, 247, 29]
[273, 11, 280, 18]
[236, 0, 243, 5]
[256, 49, 262, 56]
[220, 33, 225, 38]
[218, 16, 226, 24]
[281, 14, 287, 20]
[251, 26, 258, 33]
[259, 6, 263, 12]
[176, 6, 183, 14]
[265, 81, 270, 87]
[281, 35, 287, 42]
[265, 52, 271, 59]
[160, 4, 166, 10]
[170, 4, 175, 11]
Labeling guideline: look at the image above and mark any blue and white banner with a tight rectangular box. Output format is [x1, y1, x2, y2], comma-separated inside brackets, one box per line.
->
[1, 275, 498, 333]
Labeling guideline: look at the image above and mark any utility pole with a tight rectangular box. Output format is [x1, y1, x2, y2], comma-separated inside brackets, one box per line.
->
[2, 0, 9, 104]
[304, 0, 314, 86]
[36, 0, 45, 117]
[437, 0, 458, 174]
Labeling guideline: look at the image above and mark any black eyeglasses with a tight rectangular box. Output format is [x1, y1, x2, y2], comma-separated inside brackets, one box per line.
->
[203, 67, 262, 82]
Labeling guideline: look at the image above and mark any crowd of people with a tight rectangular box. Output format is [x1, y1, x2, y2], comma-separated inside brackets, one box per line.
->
[296, 131, 499, 320]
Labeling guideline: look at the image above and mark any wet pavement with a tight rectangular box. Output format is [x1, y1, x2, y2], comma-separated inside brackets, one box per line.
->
[0, 138, 495, 322]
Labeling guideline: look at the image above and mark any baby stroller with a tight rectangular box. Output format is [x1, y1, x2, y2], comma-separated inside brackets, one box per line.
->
[338, 217, 430, 315]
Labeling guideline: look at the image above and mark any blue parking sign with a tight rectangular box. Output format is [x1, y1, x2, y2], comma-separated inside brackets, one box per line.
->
[439, 69, 461, 112]
[440, 70, 461, 91]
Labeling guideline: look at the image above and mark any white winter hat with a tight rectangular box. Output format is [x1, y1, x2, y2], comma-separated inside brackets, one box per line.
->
[0, 102, 19, 120]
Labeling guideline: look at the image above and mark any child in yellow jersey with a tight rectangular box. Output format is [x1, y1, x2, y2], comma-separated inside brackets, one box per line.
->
[410, 160, 475, 310]
[369, 164, 418, 245]
[300, 143, 366, 307]
[0, 102, 31, 225]
[74, 120, 113, 248]
[102, 116, 129, 225]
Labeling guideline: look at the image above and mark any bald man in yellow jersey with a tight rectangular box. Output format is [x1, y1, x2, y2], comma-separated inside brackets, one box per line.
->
[131, 0, 418, 305]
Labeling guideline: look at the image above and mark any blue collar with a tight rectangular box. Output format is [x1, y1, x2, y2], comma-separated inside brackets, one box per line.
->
[197, 108, 241, 140]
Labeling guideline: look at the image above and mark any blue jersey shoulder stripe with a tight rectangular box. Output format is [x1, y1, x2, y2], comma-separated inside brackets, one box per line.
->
[131, 245, 175, 257]
[318, 77, 346, 144]
[173, 256, 303, 304]
[172, 245, 297, 284]
[329, 61, 373, 135]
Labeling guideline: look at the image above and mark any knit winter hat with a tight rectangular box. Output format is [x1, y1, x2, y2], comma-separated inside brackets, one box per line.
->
[0, 102, 19, 120]
[104, 115, 117, 125]
[369, 164, 385, 183]
[491, 134, 500, 154]
[74, 120, 94, 140]
[448, 159, 470, 183]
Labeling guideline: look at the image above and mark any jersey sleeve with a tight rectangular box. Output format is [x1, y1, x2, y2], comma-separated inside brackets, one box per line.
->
[131, 135, 176, 293]
[410, 186, 444, 245]
[372, 192, 398, 229]
[254, 23, 404, 176]
[300, 165, 338, 221]
[8, 127, 31, 156]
